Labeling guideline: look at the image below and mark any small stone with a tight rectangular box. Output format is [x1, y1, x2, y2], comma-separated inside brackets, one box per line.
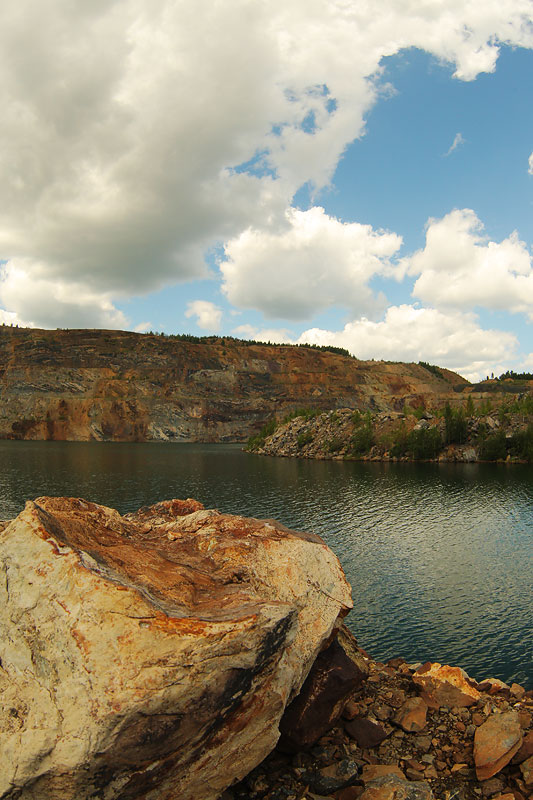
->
[358, 775, 434, 800]
[373, 705, 392, 722]
[512, 731, 533, 764]
[490, 795, 516, 800]
[413, 663, 481, 709]
[405, 761, 425, 772]
[474, 710, 523, 780]
[518, 710, 532, 729]
[510, 684, 526, 700]
[394, 698, 428, 733]
[335, 787, 363, 800]
[478, 679, 511, 696]
[473, 712, 486, 726]
[480, 777, 505, 797]
[451, 763, 469, 773]
[455, 721, 466, 732]
[344, 701, 361, 721]
[423, 766, 438, 779]
[414, 736, 432, 752]
[519, 755, 533, 785]
[362, 765, 405, 783]
[302, 758, 360, 795]
[345, 718, 389, 749]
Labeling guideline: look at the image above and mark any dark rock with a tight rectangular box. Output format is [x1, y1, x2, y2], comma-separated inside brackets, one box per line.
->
[305, 758, 360, 794]
[345, 717, 389, 749]
[279, 638, 366, 752]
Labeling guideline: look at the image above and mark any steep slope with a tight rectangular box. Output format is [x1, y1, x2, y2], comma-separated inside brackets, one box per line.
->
[0, 326, 468, 442]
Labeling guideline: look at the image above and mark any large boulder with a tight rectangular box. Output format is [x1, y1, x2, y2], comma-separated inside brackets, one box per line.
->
[0, 497, 352, 800]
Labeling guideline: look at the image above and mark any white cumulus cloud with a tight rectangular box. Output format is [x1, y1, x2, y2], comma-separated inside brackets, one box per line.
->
[298, 304, 517, 382]
[405, 209, 533, 317]
[185, 300, 222, 332]
[221, 207, 402, 320]
[0, 1, 532, 327]
[528, 152, 533, 175]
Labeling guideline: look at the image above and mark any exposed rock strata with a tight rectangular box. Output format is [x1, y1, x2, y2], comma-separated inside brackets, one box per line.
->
[0, 326, 467, 442]
[0, 496, 352, 800]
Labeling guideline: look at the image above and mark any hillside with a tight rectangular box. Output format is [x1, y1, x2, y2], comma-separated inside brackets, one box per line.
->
[0, 326, 469, 442]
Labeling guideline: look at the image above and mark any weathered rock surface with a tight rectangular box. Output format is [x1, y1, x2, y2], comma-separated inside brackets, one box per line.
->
[0, 326, 467, 442]
[412, 662, 481, 708]
[474, 711, 523, 780]
[0, 496, 352, 800]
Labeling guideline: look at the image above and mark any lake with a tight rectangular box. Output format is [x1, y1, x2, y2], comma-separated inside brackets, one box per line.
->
[1, 440, 531, 688]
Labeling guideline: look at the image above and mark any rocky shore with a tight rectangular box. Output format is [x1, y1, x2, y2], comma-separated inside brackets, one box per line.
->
[230, 650, 533, 800]
[1, 497, 531, 800]
[247, 406, 533, 464]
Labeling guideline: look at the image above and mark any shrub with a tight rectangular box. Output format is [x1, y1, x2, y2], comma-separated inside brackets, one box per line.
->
[406, 427, 442, 459]
[444, 402, 467, 444]
[509, 424, 533, 461]
[246, 418, 278, 450]
[297, 431, 314, 449]
[346, 424, 374, 457]
[478, 431, 507, 461]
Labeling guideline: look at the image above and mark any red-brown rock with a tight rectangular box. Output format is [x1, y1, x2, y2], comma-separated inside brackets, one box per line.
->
[474, 711, 523, 780]
[358, 774, 433, 800]
[512, 731, 533, 764]
[345, 717, 389, 748]
[394, 697, 428, 732]
[412, 662, 481, 708]
[520, 755, 533, 786]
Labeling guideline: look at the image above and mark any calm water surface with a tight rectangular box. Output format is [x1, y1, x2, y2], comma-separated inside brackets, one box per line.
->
[1, 441, 531, 688]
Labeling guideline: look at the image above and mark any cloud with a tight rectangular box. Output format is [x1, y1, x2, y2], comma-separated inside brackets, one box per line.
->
[529, 152, 533, 175]
[297, 304, 517, 382]
[0, 1, 532, 326]
[405, 209, 533, 317]
[185, 300, 222, 332]
[444, 132, 465, 156]
[232, 324, 295, 344]
[133, 321, 152, 333]
[221, 207, 402, 320]
[0, 260, 127, 329]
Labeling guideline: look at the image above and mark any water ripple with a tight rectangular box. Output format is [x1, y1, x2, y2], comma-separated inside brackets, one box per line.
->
[1, 442, 532, 687]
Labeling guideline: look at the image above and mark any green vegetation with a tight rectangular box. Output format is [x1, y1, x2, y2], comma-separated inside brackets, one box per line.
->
[478, 430, 507, 461]
[297, 431, 314, 449]
[346, 420, 374, 457]
[389, 423, 441, 459]
[143, 331, 354, 358]
[509, 424, 533, 461]
[327, 436, 345, 453]
[443, 402, 467, 444]
[418, 361, 444, 380]
[496, 370, 533, 381]
[282, 407, 322, 424]
[246, 418, 278, 450]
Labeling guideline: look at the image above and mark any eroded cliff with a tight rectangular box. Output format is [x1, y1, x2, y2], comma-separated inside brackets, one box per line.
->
[0, 327, 468, 442]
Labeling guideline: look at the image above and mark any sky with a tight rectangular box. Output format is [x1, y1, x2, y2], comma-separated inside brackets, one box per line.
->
[1, 2, 533, 381]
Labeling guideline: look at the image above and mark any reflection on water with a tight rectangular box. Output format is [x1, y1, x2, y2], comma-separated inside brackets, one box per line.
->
[1, 441, 532, 687]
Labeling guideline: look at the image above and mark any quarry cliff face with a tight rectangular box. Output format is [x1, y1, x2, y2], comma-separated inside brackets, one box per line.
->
[0, 327, 468, 442]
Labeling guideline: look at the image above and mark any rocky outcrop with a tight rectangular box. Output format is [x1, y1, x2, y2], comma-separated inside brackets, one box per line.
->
[0, 326, 467, 442]
[0, 496, 352, 800]
[250, 406, 533, 463]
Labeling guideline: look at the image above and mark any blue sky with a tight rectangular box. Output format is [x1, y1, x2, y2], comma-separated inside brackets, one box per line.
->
[1, 2, 533, 380]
